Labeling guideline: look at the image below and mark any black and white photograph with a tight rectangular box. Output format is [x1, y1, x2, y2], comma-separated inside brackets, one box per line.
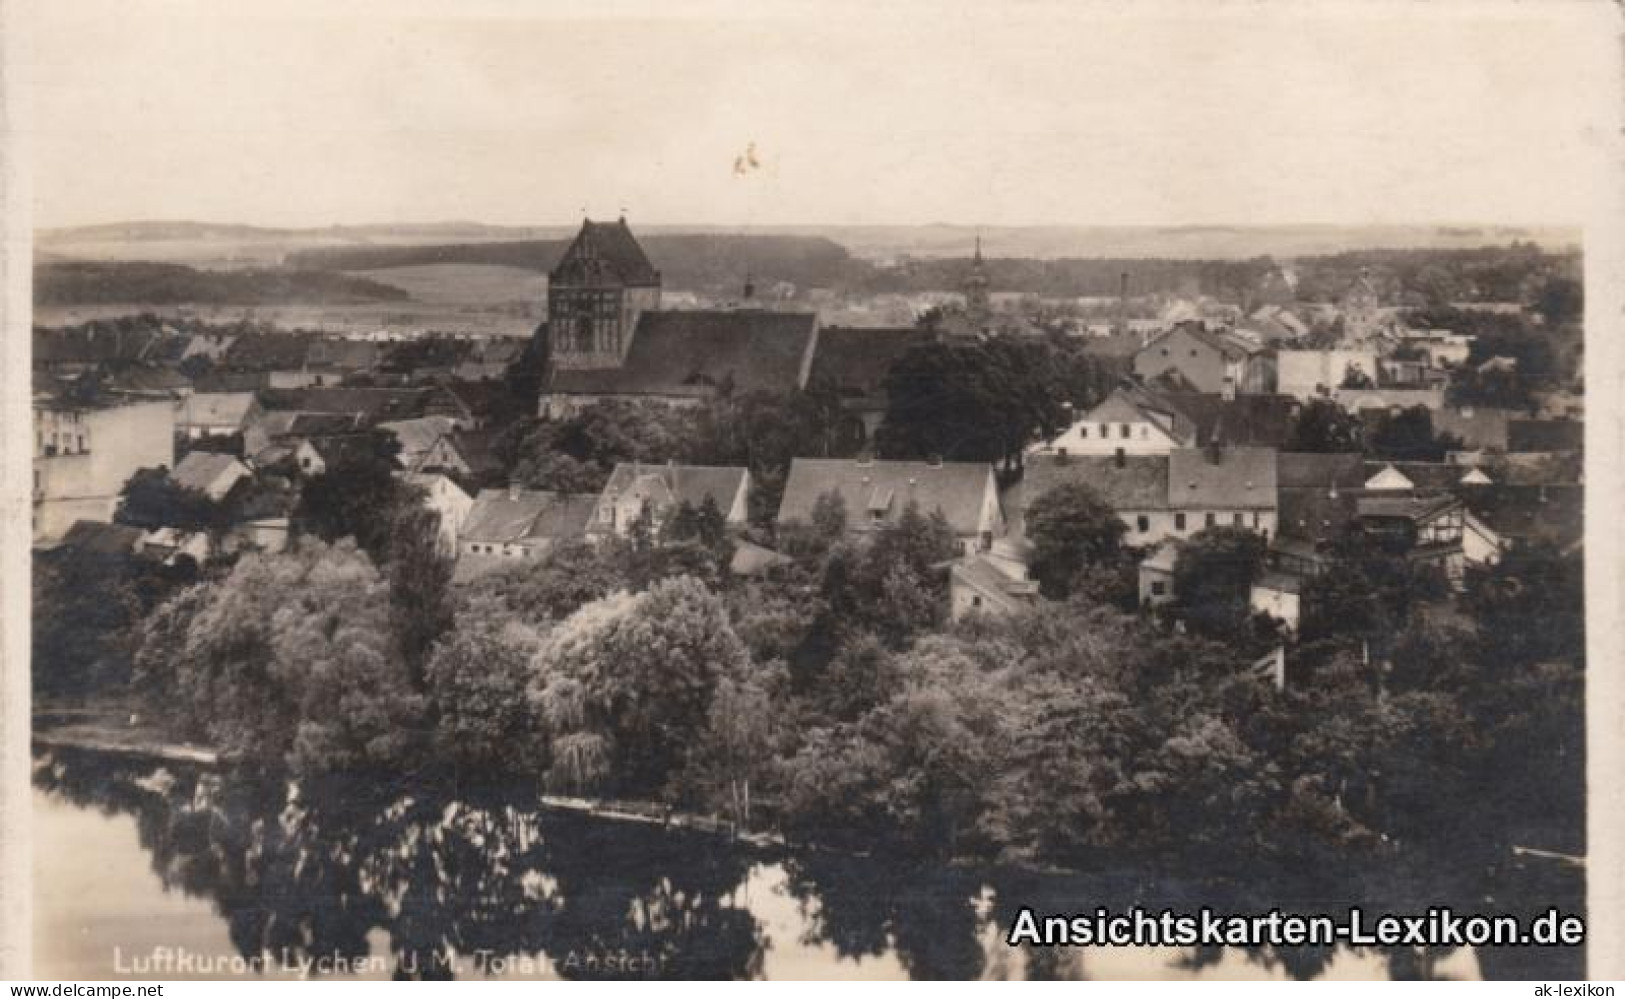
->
[4, 0, 1620, 983]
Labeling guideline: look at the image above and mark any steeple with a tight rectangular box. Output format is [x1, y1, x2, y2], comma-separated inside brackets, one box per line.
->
[963, 233, 991, 327]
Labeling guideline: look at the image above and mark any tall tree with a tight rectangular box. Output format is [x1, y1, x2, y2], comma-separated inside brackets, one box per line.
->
[1024, 482, 1128, 599]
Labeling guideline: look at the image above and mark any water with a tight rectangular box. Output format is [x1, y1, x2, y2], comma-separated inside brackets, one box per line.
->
[31, 751, 1579, 980]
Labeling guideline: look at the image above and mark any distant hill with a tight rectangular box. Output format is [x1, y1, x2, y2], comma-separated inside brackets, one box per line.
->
[35, 260, 413, 307]
[288, 234, 862, 295]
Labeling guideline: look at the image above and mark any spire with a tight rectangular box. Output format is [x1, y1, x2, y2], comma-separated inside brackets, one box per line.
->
[973, 233, 984, 265]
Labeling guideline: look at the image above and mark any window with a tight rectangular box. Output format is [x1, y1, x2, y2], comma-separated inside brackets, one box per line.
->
[1079, 426, 1088, 438]
[1136, 515, 1149, 533]
[1252, 512, 1260, 528]
[1205, 512, 1216, 528]
[1151, 580, 1166, 597]
[971, 595, 983, 608]
[1175, 513, 1187, 531]
[1119, 424, 1131, 439]
[1233, 512, 1245, 526]
[1099, 423, 1109, 437]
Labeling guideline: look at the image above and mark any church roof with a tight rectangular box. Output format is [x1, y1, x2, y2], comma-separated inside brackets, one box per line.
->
[550, 218, 661, 287]
[548, 310, 817, 399]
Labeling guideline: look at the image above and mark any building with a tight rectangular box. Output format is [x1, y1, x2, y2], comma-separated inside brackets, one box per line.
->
[169, 451, 252, 501]
[949, 554, 1039, 619]
[1138, 540, 1180, 606]
[776, 457, 1004, 555]
[547, 217, 663, 371]
[591, 462, 751, 540]
[806, 325, 934, 445]
[175, 392, 261, 444]
[1027, 384, 1197, 458]
[541, 309, 820, 419]
[1276, 349, 1380, 400]
[34, 394, 174, 542]
[1250, 571, 1304, 630]
[458, 487, 598, 572]
[1011, 445, 1278, 548]
[398, 471, 474, 554]
[1133, 321, 1273, 396]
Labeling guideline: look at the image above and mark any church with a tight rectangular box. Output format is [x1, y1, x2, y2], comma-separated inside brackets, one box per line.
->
[539, 217, 820, 419]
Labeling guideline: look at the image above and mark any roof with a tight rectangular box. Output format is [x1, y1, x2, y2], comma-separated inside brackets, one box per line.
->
[1507, 420, 1583, 453]
[808, 326, 932, 395]
[1141, 539, 1182, 573]
[305, 338, 381, 371]
[443, 428, 503, 477]
[1362, 460, 1465, 493]
[1141, 321, 1264, 363]
[1276, 487, 1363, 545]
[58, 520, 144, 555]
[1462, 484, 1582, 548]
[1166, 446, 1277, 510]
[33, 326, 170, 366]
[380, 416, 458, 462]
[777, 458, 993, 537]
[1012, 454, 1169, 534]
[288, 411, 366, 436]
[951, 555, 1039, 614]
[1355, 493, 1460, 522]
[550, 218, 661, 287]
[1277, 452, 1365, 490]
[1254, 569, 1305, 595]
[176, 392, 257, 428]
[302, 435, 380, 469]
[548, 310, 817, 399]
[223, 332, 315, 370]
[104, 366, 192, 394]
[1155, 391, 1298, 448]
[602, 462, 748, 514]
[730, 539, 794, 576]
[462, 489, 597, 544]
[170, 451, 247, 494]
[257, 387, 433, 424]
[1433, 407, 1513, 450]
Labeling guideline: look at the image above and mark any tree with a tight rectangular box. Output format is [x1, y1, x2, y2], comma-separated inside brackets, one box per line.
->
[424, 597, 547, 777]
[1534, 276, 1582, 327]
[1339, 362, 1374, 389]
[116, 467, 228, 531]
[809, 489, 848, 544]
[1169, 528, 1267, 640]
[382, 499, 454, 691]
[142, 539, 427, 773]
[1024, 482, 1128, 599]
[1286, 398, 1364, 453]
[294, 432, 407, 560]
[531, 576, 752, 795]
[1368, 406, 1461, 462]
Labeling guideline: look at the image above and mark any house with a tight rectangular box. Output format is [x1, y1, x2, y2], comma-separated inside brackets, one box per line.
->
[1011, 446, 1278, 549]
[291, 436, 377, 477]
[1276, 349, 1380, 400]
[1353, 493, 1469, 583]
[221, 332, 318, 387]
[379, 416, 461, 470]
[1027, 384, 1196, 458]
[777, 458, 1003, 555]
[590, 462, 751, 540]
[950, 554, 1040, 619]
[33, 393, 174, 542]
[540, 309, 821, 419]
[304, 338, 382, 385]
[137, 526, 213, 565]
[398, 471, 474, 554]
[1133, 321, 1273, 396]
[55, 519, 145, 557]
[730, 539, 795, 578]
[170, 451, 252, 501]
[256, 386, 437, 426]
[412, 427, 504, 485]
[1138, 540, 1180, 607]
[458, 487, 598, 573]
[806, 326, 934, 445]
[1250, 570, 1305, 630]
[453, 338, 526, 382]
[175, 392, 261, 444]
[1334, 387, 1445, 414]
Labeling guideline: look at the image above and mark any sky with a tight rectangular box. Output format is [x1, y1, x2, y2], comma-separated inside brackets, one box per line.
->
[19, 0, 1621, 230]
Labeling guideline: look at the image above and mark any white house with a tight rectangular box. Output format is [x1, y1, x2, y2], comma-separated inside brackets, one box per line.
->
[1027, 385, 1195, 458]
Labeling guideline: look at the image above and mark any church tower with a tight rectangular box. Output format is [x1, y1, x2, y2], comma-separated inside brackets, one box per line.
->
[963, 234, 991, 327]
[546, 216, 662, 370]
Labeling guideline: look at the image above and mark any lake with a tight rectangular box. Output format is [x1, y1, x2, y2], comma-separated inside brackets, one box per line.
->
[31, 750, 1580, 980]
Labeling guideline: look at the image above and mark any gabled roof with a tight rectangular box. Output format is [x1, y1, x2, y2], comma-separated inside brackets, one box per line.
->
[1141, 321, 1264, 363]
[730, 539, 795, 577]
[1277, 452, 1365, 490]
[257, 387, 433, 424]
[1277, 486, 1364, 545]
[58, 520, 144, 555]
[1009, 454, 1169, 537]
[1080, 385, 1197, 443]
[104, 366, 192, 395]
[550, 218, 661, 287]
[1362, 460, 1463, 493]
[379, 416, 458, 463]
[808, 326, 933, 395]
[306, 338, 381, 371]
[1154, 391, 1298, 448]
[1355, 493, 1460, 523]
[170, 451, 248, 495]
[778, 458, 994, 537]
[602, 462, 748, 515]
[462, 489, 598, 544]
[548, 310, 818, 399]
[302, 435, 379, 469]
[951, 555, 1039, 614]
[288, 411, 366, 436]
[176, 391, 257, 428]
[1167, 446, 1277, 510]
[223, 332, 315, 370]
